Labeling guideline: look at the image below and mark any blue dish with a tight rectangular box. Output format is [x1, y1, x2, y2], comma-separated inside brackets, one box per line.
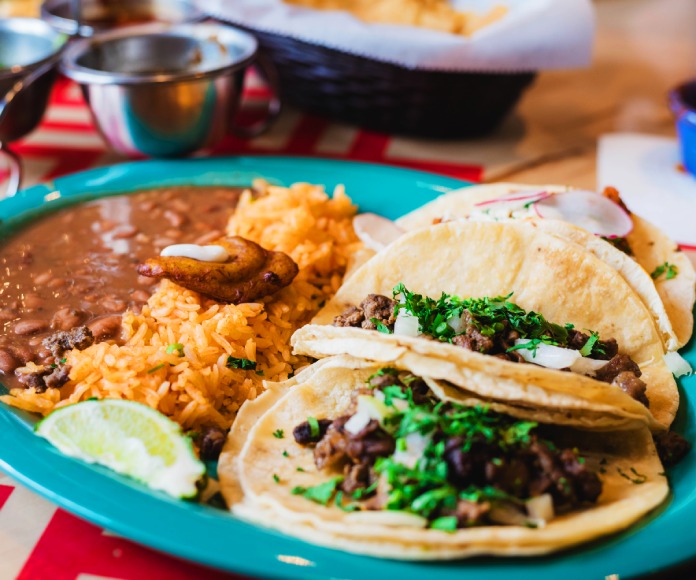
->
[0, 156, 694, 579]
[670, 80, 696, 176]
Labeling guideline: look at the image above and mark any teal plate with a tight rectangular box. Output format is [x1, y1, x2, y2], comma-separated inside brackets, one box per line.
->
[0, 156, 694, 579]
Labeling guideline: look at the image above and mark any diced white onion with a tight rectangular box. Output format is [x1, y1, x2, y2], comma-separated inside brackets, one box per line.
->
[514, 339, 607, 376]
[526, 494, 555, 524]
[353, 213, 405, 252]
[344, 411, 372, 435]
[514, 340, 581, 369]
[393, 311, 420, 338]
[373, 390, 386, 402]
[160, 243, 229, 262]
[488, 505, 529, 526]
[569, 356, 610, 376]
[446, 313, 466, 334]
[346, 510, 428, 528]
[392, 432, 430, 469]
[665, 351, 693, 378]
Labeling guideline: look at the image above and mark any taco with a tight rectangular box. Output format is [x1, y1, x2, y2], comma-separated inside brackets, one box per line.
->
[395, 183, 696, 350]
[292, 220, 679, 429]
[219, 356, 668, 559]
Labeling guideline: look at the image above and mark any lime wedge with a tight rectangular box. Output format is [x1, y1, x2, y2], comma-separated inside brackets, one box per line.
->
[35, 399, 205, 498]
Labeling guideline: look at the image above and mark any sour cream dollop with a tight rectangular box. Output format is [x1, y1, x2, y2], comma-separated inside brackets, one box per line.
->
[160, 244, 229, 263]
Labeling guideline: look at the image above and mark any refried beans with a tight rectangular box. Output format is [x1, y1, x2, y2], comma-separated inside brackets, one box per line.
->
[0, 186, 244, 390]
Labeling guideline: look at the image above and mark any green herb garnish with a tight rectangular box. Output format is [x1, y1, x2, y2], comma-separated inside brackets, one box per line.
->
[273, 474, 281, 484]
[393, 283, 605, 357]
[430, 516, 458, 532]
[651, 262, 678, 281]
[272, 429, 285, 439]
[371, 318, 391, 334]
[282, 450, 289, 458]
[146, 363, 165, 374]
[292, 477, 343, 506]
[296, 467, 305, 472]
[165, 343, 185, 356]
[226, 357, 257, 370]
[307, 416, 320, 439]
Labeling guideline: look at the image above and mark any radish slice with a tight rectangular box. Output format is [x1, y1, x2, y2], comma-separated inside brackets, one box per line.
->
[474, 190, 550, 207]
[353, 213, 405, 251]
[533, 191, 633, 238]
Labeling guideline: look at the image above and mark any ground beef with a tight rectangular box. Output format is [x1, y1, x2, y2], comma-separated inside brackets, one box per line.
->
[313, 417, 394, 471]
[43, 365, 72, 389]
[42, 326, 94, 359]
[612, 372, 649, 406]
[198, 425, 227, 461]
[444, 499, 491, 527]
[452, 329, 495, 353]
[654, 431, 691, 467]
[16, 363, 72, 393]
[595, 354, 641, 383]
[444, 435, 600, 511]
[293, 418, 333, 445]
[359, 294, 396, 331]
[341, 462, 376, 495]
[333, 305, 365, 327]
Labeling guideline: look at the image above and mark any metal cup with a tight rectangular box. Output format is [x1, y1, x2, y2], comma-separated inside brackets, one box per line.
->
[41, 0, 205, 37]
[0, 18, 68, 197]
[60, 23, 281, 158]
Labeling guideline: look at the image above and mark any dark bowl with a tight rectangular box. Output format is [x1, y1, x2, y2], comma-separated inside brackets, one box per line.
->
[205, 20, 535, 139]
[0, 18, 67, 143]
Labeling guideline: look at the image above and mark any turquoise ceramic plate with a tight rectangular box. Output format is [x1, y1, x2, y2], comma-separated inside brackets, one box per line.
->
[0, 157, 694, 579]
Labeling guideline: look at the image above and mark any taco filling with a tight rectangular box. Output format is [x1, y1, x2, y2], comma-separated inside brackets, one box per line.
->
[291, 368, 603, 530]
[334, 284, 648, 406]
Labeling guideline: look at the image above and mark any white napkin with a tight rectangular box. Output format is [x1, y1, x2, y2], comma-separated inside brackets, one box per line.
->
[597, 133, 696, 247]
[202, 0, 594, 72]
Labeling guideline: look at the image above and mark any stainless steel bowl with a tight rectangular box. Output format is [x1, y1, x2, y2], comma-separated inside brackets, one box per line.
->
[0, 18, 67, 197]
[0, 18, 67, 143]
[61, 22, 279, 158]
[41, 0, 205, 37]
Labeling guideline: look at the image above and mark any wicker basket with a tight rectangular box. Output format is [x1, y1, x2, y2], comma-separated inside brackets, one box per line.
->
[213, 21, 536, 139]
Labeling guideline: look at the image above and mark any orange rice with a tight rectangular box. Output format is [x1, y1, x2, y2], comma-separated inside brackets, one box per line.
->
[1, 181, 361, 429]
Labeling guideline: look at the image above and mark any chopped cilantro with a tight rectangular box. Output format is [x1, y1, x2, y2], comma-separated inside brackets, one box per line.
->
[146, 363, 165, 374]
[307, 416, 320, 438]
[371, 318, 391, 334]
[59, 358, 67, 364]
[430, 516, 458, 532]
[226, 357, 257, 370]
[579, 331, 600, 357]
[392, 283, 606, 358]
[165, 343, 185, 356]
[335, 491, 360, 512]
[273, 474, 281, 484]
[272, 429, 284, 439]
[292, 477, 343, 506]
[651, 262, 679, 281]
[255, 370, 265, 376]
[296, 467, 305, 472]
[282, 450, 289, 458]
